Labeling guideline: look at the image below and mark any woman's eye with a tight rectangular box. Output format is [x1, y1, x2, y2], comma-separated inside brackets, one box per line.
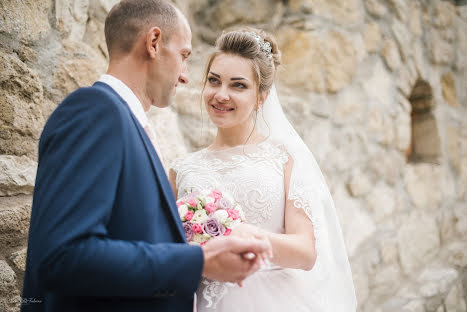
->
[208, 77, 218, 84]
[234, 83, 246, 89]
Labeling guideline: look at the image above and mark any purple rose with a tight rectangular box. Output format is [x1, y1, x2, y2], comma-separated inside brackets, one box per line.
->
[217, 198, 232, 210]
[203, 218, 225, 237]
[183, 222, 194, 241]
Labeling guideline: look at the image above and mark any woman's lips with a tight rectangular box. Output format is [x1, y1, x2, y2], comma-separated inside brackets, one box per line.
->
[211, 104, 235, 113]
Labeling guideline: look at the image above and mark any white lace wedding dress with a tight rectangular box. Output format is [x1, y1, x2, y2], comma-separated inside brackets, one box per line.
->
[171, 85, 356, 311]
[173, 138, 330, 312]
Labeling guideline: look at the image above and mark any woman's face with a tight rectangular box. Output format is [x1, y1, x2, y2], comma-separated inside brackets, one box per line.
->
[204, 53, 263, 130]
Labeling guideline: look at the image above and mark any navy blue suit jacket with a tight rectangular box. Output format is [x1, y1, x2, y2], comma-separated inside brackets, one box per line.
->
[22, 82, 204, 312]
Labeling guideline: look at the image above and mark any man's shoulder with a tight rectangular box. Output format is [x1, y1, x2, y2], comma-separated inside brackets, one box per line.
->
[43, 83, 130, 136]
[64, 82, 122, 105]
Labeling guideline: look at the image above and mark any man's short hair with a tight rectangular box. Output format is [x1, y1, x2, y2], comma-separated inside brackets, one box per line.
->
[104, 0, 178, 58]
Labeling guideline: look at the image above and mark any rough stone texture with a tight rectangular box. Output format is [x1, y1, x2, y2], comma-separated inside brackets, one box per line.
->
[0, 0, 51, 43]
[364, 0, 387, 18]
[53, 39, 106, 99]
[366, 184, 396, 222]
[382, 39, 402, 72]
[277, 28, 326, 93]
[334, 187, 376, 257]
[397, 212, 440, 275]
[363, 23, 382, 53]
[8, 248, 27, 273]
[441, 72, 459, 108]
[290, 0, 364, 28]
[0, 260, 20, 312]
[0, 52, 44, 157]
[55, 0, 90, 41]
[0, 195, 32, 248]
[431, 29, 456, 66]
[445, 281, 467, 312]
[0, 156, 37, 196]
[404, 164, 443, 210]
[0, 1, 466, 311]
[277, 28, 357, 94]
[324, 31, 358, 93]
[347, 171, 372, 198]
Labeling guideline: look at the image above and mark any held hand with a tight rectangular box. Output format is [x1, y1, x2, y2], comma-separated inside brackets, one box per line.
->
[231, 224, 273, 264]
[201, 236, 271, 285]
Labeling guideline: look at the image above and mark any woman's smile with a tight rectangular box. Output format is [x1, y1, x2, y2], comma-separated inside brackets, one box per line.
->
[211, 103, 235, 113]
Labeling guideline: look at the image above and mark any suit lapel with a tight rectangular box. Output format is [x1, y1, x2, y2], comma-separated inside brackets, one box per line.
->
[131, 114, 186, 242]
[94, 82, 186, 242]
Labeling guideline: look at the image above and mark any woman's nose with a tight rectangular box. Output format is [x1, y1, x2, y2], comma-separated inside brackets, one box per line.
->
[214, 87, 229, 102]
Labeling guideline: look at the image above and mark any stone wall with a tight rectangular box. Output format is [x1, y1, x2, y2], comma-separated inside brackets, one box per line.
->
[0, 0, 466, 311]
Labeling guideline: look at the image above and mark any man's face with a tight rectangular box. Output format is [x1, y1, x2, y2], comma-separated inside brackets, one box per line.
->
[150, 15, 192, 108]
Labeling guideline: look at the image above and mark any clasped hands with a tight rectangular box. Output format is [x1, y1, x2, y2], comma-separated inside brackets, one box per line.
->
[201, 224, 272, 286]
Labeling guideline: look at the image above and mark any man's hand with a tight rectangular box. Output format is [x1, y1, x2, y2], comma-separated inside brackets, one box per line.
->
[231, 223, 273, 262]
[201, 236, 271, 285]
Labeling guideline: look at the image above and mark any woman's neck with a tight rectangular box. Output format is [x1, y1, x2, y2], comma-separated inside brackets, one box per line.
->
[211, 122, 263, 149]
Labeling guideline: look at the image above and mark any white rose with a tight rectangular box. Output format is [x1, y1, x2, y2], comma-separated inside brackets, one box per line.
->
[201, 190, 211, 196]
[205, 196, 215, 204]
[223, 193, 235, 204]
[223, 217, 233, 228]
[192, 210, 209, 224]
[192, 233, 209, 244]
[178, 204, 188, 220]
[235, 205, 246, 221]
[213, 210, 229, 224]
[230, 219, 242, 228]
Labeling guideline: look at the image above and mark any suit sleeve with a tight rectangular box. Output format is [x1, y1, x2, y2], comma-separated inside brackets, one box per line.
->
[30, 88, 204, 298]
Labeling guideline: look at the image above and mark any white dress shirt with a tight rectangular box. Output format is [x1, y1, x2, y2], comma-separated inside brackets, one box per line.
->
[98, 74, 163, 162]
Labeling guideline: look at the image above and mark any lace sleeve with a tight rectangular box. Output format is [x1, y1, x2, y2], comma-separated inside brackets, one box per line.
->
[168, 156, 184, 175]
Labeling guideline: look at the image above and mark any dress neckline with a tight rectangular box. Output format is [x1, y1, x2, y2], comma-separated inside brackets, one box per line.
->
[205, 136, 270, 153]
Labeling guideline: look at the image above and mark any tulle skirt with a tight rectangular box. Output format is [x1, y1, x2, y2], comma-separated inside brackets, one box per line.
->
[196, 267, 323, 312]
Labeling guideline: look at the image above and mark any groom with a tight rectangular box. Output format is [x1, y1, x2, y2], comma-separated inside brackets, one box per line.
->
[21, 1, 270, 311]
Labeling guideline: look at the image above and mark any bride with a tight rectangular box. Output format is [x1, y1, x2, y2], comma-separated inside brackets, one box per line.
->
[169, 28, 357, 311]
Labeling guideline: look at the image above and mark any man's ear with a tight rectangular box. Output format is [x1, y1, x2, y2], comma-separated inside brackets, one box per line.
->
[146, 27, 162, 58]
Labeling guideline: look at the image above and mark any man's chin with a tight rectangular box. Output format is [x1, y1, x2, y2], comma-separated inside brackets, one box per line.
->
[153, 96, 174, 109]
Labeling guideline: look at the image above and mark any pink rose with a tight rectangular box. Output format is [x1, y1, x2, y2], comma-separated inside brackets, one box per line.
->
[176, 201, 184, 208]
[205, 203, 217, 214]
[209, 190, 223, 203]
[192, 223, 203, 234]
[227, 209, 239, 220]
[185, 211, 194, 221]
[224, 229, 232, 236]
[187, 199, 197, 207]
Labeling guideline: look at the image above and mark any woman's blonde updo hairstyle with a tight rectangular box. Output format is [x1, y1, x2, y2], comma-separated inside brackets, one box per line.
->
[203, 28, 281, 94]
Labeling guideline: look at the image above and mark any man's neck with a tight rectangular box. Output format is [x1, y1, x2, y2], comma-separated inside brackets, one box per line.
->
[107, 59, 151, 112]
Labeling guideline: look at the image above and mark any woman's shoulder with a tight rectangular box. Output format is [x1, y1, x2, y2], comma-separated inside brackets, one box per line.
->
[169, 148, 208, 173]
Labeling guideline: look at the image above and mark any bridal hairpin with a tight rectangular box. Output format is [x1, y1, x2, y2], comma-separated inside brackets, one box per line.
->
[247, 32, 273, 59]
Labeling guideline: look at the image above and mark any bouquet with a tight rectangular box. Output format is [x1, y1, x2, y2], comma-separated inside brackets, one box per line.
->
[177, 190, 245, 245]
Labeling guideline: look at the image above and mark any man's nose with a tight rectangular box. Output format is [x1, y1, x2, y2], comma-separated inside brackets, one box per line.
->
[179, 72, 188, 84]
[179, 64, 189, 84]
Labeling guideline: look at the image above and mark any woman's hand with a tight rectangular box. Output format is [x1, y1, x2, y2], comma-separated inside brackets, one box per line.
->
[231, 224, 273, 268]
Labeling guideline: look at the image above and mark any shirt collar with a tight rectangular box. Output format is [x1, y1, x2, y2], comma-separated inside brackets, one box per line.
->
[98, 74, 149, 128]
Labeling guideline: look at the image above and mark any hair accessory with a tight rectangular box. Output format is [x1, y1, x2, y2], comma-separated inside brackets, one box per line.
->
[248, 32, 272, 59]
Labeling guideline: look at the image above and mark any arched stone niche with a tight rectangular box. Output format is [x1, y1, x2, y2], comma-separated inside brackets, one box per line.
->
[406, 79, 441, 164]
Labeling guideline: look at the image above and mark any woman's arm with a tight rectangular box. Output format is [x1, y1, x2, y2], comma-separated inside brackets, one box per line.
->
[233, 156, 317, 271]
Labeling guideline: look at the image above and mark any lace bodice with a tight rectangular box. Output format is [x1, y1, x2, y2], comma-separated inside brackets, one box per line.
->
[172, 138, 289, 233]
[171, 138, 356, 311]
